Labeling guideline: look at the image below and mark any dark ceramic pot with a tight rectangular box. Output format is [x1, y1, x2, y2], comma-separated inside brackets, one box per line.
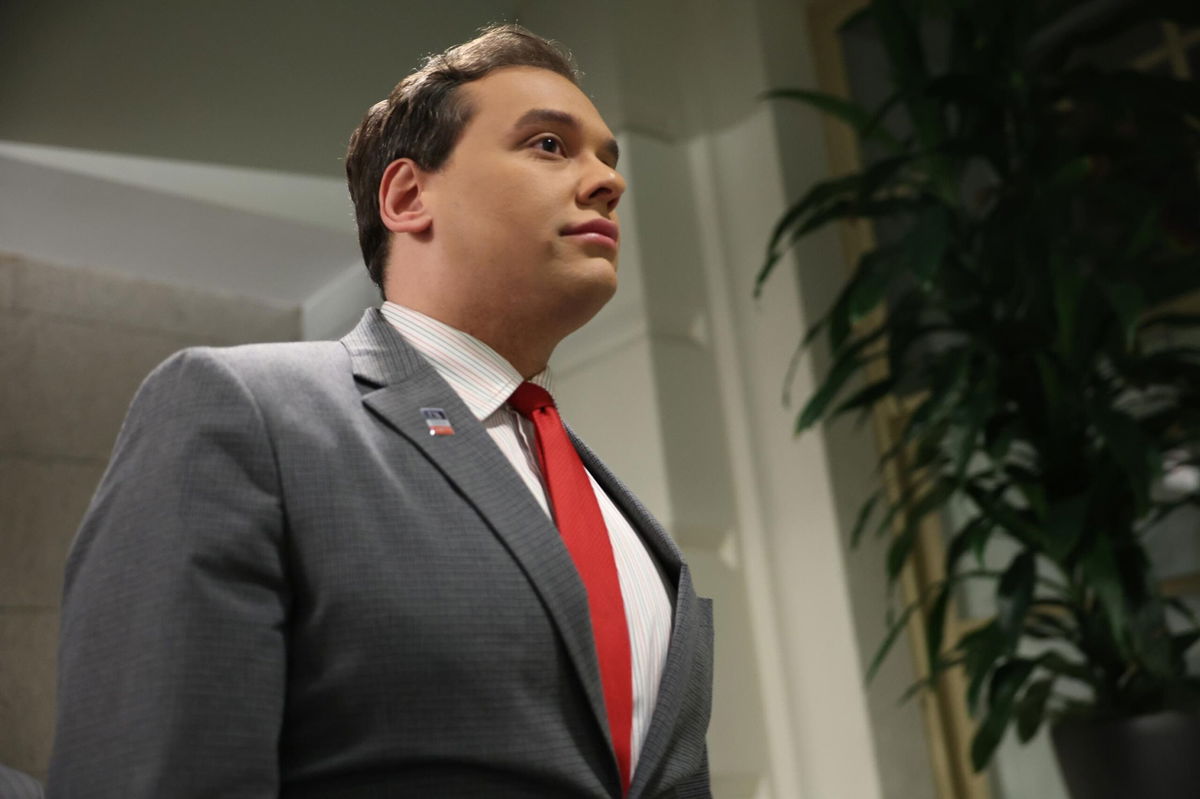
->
[1051, 710, 1200, 799]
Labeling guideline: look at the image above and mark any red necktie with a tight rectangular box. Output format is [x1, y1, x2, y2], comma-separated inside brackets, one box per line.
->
[508, 381, 633, 794]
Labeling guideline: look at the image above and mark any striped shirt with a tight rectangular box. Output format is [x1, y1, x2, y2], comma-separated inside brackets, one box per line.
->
[380, 302, 673, 775]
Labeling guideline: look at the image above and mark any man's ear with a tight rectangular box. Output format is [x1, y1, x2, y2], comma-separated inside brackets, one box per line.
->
[378, 158, 433, 234]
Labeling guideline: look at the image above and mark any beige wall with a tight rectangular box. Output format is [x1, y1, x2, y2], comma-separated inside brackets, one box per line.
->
[0, 253, 299, 778]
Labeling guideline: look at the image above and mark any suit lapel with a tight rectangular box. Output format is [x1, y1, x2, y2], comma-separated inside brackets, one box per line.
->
[571, 433, 684, 589]
[341, 310, 614, 766]
[629, 569, 708, 799]
[572, 436, 707, 797]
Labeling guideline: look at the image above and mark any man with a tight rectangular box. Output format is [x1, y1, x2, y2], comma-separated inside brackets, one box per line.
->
[47, 24, 713, 799]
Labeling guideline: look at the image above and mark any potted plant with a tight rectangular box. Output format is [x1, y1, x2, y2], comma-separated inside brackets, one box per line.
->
[759, 0, 1200, 796]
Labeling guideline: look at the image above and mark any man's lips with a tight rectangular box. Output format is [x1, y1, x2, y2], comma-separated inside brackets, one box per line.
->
[561, 219, 619, 249]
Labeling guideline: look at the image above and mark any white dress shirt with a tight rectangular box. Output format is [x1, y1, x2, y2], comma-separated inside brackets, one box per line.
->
[380, 302, 673, 774]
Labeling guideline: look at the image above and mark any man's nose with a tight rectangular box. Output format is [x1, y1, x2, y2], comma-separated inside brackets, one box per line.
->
[581, 162, 626, 212]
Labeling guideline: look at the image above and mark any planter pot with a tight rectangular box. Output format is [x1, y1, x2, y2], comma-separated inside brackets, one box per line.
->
[1051, 710, 1200, 799]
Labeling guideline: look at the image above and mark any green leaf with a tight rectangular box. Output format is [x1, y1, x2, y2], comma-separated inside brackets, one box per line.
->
[1052, 261, 1086, 358]
[1034, 353, 1068, 425]
[996, 552, 1036, 644]
[758, 155, 914, 297]
[1101, 281, 1146, 351]
[926, 582, 952, 671]
[859, 91, 905, 145]
[829, 244, 905, 352]
[795, 361, 858, 434]
[1038, 650, 1093, 685]
[960, 620, 1005, 710]
[1167, 597, 1200, 627]
[903, 205, 952, 287]
[757, 172, 867, 294]
[971, 658, 1038, 770]
[850, 490, 882, 548]
[762, 88, 905, 153]
[949, 395, 989, 486]
[1078, 536, 1131, 657]
[890, 480, 958, 577]
[759, 195, 929, 292]
[870, 0, 955, 198]
[1042, 493, 1089, 562]
[944, 514, 994, 576]
[1122, 203, 1166, 262]
[1087, 404, 1158, 514]
[984, 416, 1018, 464]
[962, 481, 1042, 546]
[862, 481, 914, 543]
[1015, 678, 1054, 743]
[793, 326, 889, 433]
[867, 597, 922, 683]
[1024, 611, 1075, 642]
[904, 349, 971, 436]
[886, 526, 916, 584]
[1130, 598, 1175, 679]
[820, 240, 934, 360]
[832, 376, 896, 420]
[899, 652, 968, 704]
[846, 250, 899, 331]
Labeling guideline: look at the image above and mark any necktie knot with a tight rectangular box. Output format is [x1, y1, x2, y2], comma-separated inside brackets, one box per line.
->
[508, 381, 555, 417]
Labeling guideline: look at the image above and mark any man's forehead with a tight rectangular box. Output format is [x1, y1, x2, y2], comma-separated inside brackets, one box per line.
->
[460, 68, 618, 161]
[466, 67, 608, 126]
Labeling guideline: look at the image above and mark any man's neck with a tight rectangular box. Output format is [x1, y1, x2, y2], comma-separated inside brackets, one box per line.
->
[381, 298, 554, 379]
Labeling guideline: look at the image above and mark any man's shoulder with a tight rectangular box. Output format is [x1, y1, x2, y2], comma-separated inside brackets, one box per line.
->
[135, 338, 354, 418]
[154, 338, 348, 383]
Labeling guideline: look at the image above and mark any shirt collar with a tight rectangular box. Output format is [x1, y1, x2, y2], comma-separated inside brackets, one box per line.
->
[380, 301, 554, 421]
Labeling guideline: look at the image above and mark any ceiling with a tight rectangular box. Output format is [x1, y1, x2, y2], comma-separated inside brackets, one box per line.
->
[0, 0, 525, 177]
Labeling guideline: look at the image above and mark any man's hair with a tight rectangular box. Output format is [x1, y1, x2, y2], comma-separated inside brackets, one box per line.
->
[345, 24, 580, 291]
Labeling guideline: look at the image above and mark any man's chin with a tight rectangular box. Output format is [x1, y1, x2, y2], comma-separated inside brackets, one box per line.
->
[555, 274, 618, 335]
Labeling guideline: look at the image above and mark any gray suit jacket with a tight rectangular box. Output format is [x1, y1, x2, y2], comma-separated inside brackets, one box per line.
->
[0, 764, 43, 799]
[48, 309, 713, 798]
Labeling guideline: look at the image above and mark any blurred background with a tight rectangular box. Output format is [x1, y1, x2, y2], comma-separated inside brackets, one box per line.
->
[1, 2, 1197, 798]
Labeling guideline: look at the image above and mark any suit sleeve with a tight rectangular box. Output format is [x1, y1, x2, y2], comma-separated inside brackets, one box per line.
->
[47, 348, 289, 799]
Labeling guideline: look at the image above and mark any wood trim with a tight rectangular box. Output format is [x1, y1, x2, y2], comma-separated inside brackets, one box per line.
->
[804, 2, 989, 798]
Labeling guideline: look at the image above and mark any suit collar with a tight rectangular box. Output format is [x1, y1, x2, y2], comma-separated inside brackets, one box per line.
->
[341, 308, 430, 388]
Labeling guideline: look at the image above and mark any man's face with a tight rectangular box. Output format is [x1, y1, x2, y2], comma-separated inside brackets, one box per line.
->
[419, 66, 626, 334]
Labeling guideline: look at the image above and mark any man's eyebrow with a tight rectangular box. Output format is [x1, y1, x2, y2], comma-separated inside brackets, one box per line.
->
[512, 108, 620, 166]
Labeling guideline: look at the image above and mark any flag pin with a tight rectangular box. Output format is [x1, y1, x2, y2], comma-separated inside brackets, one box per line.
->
[421, 407, 455, 436]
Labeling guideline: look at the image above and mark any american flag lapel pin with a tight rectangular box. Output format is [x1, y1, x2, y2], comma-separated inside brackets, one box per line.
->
[420, 407, 455, 436]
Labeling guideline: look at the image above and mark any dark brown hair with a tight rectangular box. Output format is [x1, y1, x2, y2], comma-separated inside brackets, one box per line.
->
[345, 24, 580, 291]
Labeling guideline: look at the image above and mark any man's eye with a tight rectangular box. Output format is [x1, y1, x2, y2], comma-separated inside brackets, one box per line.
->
[533, 136, 564, 155]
